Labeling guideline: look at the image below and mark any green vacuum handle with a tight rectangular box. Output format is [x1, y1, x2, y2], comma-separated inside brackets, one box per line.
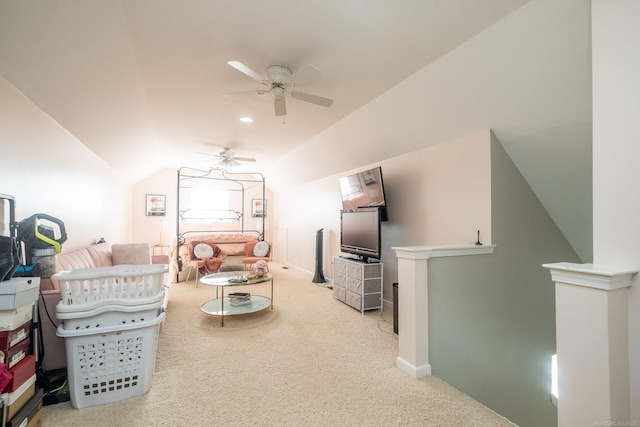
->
[34, 213, 67, 253]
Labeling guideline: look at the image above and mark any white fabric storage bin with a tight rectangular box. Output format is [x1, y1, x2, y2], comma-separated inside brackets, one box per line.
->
[56, 312, 165, 409]
[56, 297, 164, 330]
[53, 264, 166, 307]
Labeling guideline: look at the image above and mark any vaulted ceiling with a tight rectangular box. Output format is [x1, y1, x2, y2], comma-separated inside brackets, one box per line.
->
[0, 0, 531, 178]
[0, 0, 593, 261]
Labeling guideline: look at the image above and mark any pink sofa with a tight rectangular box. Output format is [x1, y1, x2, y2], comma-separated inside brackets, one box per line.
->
[54, 242, 151, 271]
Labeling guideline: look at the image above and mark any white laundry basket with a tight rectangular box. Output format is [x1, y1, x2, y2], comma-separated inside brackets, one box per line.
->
[53, 264, 166, 308]
[56, 295, 164, 330]
[56, 312, 165, 408]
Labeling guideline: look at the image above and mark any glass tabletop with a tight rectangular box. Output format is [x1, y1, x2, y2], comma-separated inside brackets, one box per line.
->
[201, 295, 272, 316]
[199, 271, 272, 287]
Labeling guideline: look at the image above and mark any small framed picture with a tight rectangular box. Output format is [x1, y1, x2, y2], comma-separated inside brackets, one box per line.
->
[252, 199, 266, 217]
[146, 194, 166, 216]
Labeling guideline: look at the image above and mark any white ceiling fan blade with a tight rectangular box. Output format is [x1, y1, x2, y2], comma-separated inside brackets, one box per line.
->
[222, 89, 267, 97]
[227, 60, 264, 82]
[234, 157, 256, 162]
[222, 90, 266, 97]
[274, 97, 287, 116]
[197, 151, 216, 157]
[290, 90, 334, 107]
[289, 65, 321, 87]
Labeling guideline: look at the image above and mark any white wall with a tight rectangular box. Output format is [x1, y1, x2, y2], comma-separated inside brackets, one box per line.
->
[0, 76, 130, 251]
[274, 130, 492, 299]
[131, 168, 177, 248]
[592, 1, 640, 420]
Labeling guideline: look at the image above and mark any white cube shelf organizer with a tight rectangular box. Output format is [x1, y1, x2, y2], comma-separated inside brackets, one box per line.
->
[56, 312, 165, 409]
[332, 256, 383, 313]
[53, 264, 166, 307]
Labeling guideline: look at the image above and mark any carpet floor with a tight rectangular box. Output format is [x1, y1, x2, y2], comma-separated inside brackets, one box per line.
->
[41, 263, 516, 426]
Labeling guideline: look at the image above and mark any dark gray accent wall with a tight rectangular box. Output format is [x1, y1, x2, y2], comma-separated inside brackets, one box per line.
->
[427, 133, 581, 427]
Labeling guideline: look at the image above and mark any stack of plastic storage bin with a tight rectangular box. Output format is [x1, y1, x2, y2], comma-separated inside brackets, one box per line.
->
[0, 277, 41, 426]
[53, 264, 166, 409]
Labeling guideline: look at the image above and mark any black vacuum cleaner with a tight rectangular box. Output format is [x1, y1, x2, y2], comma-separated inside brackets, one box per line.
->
[15, 213, 67, 278]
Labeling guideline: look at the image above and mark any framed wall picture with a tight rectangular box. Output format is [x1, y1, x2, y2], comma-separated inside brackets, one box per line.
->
[252, 199, 266, 217]
[146, 194, 166, 216]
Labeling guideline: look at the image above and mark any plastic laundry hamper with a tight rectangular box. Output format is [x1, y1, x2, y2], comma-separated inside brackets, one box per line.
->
[56, 312, 165, 408]
[56, 294, 164, 330]
[53, 264, 166, 308]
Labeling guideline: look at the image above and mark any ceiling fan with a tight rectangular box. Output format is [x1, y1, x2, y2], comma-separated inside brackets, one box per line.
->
[223, 61, 334, 117]
[209, 147, 256, 169]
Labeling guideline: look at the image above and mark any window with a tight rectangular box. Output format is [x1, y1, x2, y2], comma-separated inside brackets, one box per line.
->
[181, 187, 233, 222]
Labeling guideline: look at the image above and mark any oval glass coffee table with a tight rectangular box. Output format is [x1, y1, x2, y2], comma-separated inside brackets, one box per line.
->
[199, 271, 273, 327]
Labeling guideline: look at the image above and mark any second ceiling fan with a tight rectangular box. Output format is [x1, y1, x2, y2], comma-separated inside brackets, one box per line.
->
[212, 147, 256, 168]
[223, 61, 334, 117]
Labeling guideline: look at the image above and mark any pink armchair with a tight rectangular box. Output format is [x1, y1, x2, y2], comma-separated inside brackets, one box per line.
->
[186, 241, 223, 286]
[242, 241, 271, 269]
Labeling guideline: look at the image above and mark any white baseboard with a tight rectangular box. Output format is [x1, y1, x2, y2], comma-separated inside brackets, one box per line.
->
[396, 356, 431, 379]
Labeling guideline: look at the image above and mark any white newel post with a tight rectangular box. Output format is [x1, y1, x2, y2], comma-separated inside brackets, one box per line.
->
[543, 262, 637, 427]
[393, 245, 495, 379]
[393, 249, 430, 378]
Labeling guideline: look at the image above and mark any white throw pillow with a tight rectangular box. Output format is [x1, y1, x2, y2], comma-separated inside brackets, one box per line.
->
[253, 241, 270, 257]
[193, 243, 214, 259]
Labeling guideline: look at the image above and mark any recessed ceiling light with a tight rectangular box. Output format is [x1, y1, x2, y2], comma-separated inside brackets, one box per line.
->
[240, 116, 253, 123]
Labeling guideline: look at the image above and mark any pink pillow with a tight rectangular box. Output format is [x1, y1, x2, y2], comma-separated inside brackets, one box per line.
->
[111, 243, 151, 265]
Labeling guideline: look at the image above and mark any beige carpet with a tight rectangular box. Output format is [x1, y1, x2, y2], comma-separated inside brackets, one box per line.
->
[41, 263, 516, 426]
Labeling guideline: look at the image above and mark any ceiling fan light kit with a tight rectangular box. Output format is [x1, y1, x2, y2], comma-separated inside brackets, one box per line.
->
[225, 60, 334, 117]
[263, 65, 292, 84]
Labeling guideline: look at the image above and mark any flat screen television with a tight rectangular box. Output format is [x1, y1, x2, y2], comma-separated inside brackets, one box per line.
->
[339, 166, 388, 221]
[340, 208, 381, 263]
